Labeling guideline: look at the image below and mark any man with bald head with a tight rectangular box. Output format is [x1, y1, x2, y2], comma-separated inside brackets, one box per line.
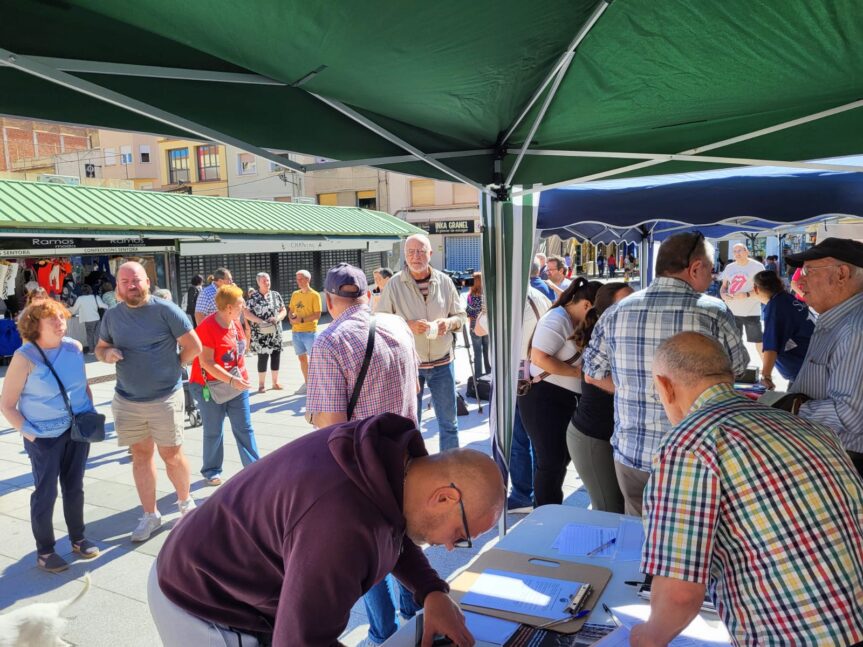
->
[785, 237, 863, 477]
[149, 413, 505, 647]
[97, 262, 202, 542]
[631, 332, 863, 647]
[379, 233, 467, 451]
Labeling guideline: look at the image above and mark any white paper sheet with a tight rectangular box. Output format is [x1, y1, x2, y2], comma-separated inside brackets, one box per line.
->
[596, 604, 731, 646]
[552, 523, 617, 556]
[594, 625, 731, 647]
[615, 517, 645, 561]
[461, 569, 587, 620]
[463, 612, 519, 645]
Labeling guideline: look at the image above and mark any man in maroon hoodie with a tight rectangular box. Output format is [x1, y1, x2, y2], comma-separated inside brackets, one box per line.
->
[148, 413, 504, 646]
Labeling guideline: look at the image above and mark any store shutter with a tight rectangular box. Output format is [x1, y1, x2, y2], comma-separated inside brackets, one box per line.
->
[444, 235, 482, 272]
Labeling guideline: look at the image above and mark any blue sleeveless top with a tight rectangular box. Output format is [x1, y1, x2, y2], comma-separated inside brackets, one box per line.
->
[16, 338, 95, 438]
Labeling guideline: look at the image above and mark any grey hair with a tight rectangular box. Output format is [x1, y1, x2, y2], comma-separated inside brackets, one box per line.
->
[256, 272, 270, 281]
[153, 288, 173, 302]
[296, 270, 311, 279]
[530, 261, 541, 277]
[654, 332, 734, 383]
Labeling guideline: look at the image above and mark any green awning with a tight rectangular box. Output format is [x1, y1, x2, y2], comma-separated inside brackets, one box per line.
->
[0, 179, 424, 238]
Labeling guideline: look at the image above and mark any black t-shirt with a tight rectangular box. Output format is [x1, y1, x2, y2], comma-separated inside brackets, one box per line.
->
[570, 379, 614, 441]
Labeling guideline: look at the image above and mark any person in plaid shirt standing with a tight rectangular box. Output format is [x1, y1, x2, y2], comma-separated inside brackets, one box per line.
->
[306, 263, 421, 646]
[632, 331, 863, 647]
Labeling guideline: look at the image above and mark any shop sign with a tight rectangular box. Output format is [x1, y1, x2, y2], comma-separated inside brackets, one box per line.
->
[0, 237, 174, 257]
[428, 220, 475, 234]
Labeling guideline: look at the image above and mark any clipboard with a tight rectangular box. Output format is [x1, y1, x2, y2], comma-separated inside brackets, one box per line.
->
[448, 549, 612, 634]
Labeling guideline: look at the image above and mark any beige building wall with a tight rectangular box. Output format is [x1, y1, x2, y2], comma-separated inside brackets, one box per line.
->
[158, 138, 229, 197]
[98, 131, 162, 189]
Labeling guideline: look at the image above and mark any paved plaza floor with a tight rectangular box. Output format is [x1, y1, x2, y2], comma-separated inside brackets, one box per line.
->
[0, 323, 764, 646]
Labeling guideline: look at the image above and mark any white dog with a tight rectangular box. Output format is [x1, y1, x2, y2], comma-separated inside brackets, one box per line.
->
[0, 573, 90, 647]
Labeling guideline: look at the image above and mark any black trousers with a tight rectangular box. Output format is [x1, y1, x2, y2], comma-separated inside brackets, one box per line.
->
[25, 429, 90, 554]
[518, 380, 579, 506]
[257, 349, 282, 373]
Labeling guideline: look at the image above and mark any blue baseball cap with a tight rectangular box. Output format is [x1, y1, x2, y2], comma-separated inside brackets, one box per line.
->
[325, 263, 368, 298]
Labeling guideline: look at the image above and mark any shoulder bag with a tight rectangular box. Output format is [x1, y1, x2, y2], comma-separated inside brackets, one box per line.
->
[255, 292, 281, 335]
[34, 344, 105, 443]
[202, 321, 246, 404]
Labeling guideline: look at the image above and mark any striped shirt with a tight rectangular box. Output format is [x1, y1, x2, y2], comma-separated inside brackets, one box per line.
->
[306, 304, 419, 423]
[583, 277, 748, 470]
[791, 290, 863, 453]
[642, 384, 863, 646]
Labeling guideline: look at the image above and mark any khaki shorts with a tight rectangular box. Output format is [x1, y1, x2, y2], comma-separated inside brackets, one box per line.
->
[112, 389, 185, 448]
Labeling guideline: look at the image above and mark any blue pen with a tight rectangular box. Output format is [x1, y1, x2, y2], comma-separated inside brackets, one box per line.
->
[587, 536, 617, 556]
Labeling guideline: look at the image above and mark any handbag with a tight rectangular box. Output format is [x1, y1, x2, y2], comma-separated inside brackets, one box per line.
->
[256, 321, 280, 335]
[201, 321, 246, 404]
[34, 344, 106, 443]
[474, 312, 489, 337]
[517, 299, 580, 397]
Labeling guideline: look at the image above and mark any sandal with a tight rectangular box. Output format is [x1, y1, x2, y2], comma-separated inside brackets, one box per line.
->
[205, 476, 222, 486]
[258, 385, 266, 393]
[272, 383, 283, 390]
[37, 552, 69, 573]
[71, 539, 100, 559]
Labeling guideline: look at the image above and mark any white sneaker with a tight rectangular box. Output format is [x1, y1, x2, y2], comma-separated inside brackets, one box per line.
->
[177, 498, 197, 517]
[131, 513, 162, 542]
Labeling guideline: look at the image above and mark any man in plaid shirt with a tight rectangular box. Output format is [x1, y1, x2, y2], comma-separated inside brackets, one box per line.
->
[583, 232, 748, 515]
[632, 332, 863, 647]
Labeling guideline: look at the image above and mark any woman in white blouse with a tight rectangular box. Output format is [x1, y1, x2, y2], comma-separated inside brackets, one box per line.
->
[68, 285, 106, 354]
[516, 277, 600, 506]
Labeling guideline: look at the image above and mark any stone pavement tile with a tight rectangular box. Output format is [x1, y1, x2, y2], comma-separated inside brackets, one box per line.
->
[0, 514, 43, 563]
[87, 548, 155, 603]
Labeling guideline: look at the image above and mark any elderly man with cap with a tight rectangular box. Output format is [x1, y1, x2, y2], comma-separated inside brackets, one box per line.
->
[632, 331, 863, 647]
[307, 263, 423, 646]
[785, 237, 863, 478]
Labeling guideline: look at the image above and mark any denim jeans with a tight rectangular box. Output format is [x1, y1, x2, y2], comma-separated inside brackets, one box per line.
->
[190, 383, 260, 479]
[508, 404, 535, 508]
[417, 362, 459, 451]
[469, 330, 491, 377]
[25, 429, 90, 554]
[362, 575, 420, 644]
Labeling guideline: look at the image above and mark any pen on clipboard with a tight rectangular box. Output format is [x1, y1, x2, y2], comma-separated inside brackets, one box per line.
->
[603, 603, 627, 629]
[587, 537, 616, 556]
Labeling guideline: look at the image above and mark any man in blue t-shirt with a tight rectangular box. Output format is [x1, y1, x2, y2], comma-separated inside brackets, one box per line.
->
[753, 270, 815, 388]
[528, 261, 555, 301]
[97, 262, 202, 542]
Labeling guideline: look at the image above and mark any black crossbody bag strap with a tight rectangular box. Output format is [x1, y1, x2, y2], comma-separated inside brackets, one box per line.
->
[33, 343, 75, 418]
[347, 315, 376, 420]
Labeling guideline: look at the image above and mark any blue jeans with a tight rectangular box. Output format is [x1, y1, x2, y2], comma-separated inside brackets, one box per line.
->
[190, 384, 260, 479]
[508, 404, 535, 508]
[363, 575, 420, 644]
[469, 330, 491, 377]
[417, 362, 459, 451]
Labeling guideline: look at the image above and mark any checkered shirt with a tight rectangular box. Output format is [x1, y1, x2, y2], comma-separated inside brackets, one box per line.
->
[307, 304, 419, 422]
[583, 277, 748, 470]
[642, 384, 863, 646]
[194, 283, 218, 317]
[791, 290, 863, 453]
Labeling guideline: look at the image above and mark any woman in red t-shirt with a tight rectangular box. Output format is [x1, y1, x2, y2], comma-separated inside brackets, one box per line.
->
[190, 284, 260, 486]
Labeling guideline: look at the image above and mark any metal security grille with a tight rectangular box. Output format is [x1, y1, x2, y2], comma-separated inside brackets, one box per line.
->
[319, 249, 361, 287]
[361, 251, 385, 279]
[177, 254, 270, 297]
[444, 235, 482, 272]
[275, 252, 316, 295]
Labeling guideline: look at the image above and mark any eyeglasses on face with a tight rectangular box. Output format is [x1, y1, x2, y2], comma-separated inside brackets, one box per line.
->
[449, 482, 472, 549]
[801, 263, 840, 277]
[405, 248, 430, 257]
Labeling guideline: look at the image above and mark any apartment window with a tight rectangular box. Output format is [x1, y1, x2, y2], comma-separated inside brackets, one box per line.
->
[120, 145, 133, 165]
[357, 190, 376, 210]
[167, 147, 190, 184]
[238, 153, 257, 175]
[197, 145, 220, 181]
[410, 179, 434, 207]
[104, 147, 116, 166]
[318, 193, 338, 206]
[140, 145, 151, 163]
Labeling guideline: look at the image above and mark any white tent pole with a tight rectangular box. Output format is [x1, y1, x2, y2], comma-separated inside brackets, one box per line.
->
[513, 98, 863, 196]
[0, 48, 307, 174]
[501, 0, 611, 145]
[308, 92, 490, 193]
[522, 149, 863, 173]
[504, 54, 573, 186]
[302, 149, 493, 172]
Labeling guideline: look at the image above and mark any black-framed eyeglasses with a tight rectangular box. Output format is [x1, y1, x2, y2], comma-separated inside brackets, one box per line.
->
[450, 482, 472, 548]
[686, 231, 705, 266]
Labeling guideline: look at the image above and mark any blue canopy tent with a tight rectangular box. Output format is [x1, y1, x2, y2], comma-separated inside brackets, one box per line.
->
[534, 156, 863, 282]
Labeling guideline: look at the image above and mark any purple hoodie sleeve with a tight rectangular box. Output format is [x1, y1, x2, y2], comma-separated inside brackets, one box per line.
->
[392, 538, 449, 606]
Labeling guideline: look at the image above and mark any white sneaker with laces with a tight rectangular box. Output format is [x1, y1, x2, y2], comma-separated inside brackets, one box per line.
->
[177, 498, 197, 517]
[131, 512, 162, 542]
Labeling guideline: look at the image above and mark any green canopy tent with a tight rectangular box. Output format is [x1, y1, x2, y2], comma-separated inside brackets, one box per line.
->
[3, 0, 863, 527]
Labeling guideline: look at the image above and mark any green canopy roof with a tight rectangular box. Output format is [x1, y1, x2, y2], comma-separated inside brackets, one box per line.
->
[2, 0, 861, 190]
[0, 179, 422, 238]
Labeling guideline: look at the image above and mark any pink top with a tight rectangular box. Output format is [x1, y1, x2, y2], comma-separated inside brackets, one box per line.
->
[791, 267, 806, 302]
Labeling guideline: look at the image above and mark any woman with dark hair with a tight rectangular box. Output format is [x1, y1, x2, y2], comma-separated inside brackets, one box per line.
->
[567, 282, 633, 513]
[752, 269, 815, 388]
[184, 274, 204, 322]
[465, 272, 491, 376]
[517, 277, 600, 506]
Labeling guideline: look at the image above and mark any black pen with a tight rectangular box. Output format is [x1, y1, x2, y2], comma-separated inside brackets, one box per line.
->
[624, 580, 643, 586]
[603, 602, 626, 629]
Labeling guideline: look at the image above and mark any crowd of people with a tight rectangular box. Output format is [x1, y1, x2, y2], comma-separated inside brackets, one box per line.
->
[3, 231, 863, 645]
